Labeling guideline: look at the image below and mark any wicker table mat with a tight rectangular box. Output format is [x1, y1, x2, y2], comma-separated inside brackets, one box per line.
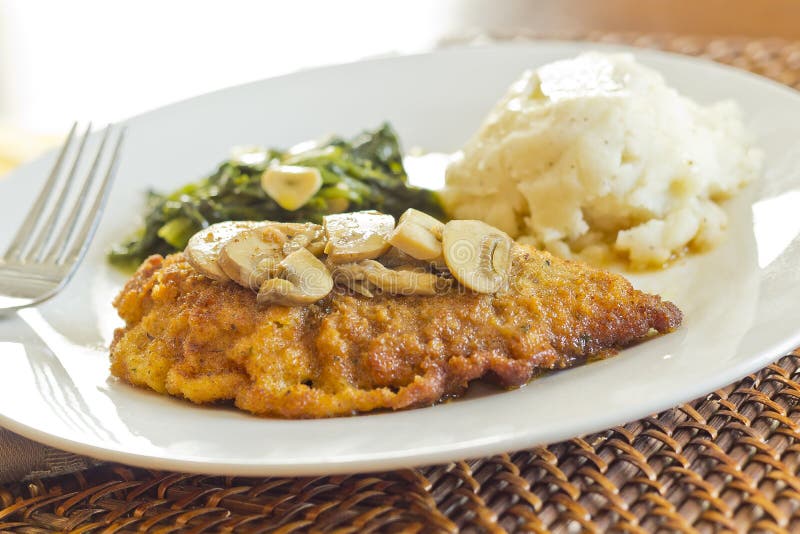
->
[2, 34, 800, 533]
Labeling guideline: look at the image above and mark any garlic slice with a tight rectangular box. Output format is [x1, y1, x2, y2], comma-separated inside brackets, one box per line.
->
[261, 165, 322, 211]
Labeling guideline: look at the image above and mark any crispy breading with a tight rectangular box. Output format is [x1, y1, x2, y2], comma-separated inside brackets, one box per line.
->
[110, 247, 681, 418]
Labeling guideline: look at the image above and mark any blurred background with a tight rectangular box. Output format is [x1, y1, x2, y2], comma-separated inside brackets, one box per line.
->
[1, 0, 799, 174]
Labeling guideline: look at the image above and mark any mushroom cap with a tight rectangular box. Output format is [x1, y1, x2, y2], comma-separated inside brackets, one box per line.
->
[442, 220, 513, 294]
[184, 220, 269, 282]
[398, 208, 445, 238]
[389, 218, 443, 261]
[257, 247, 333, 305]
[323, 211, 395, 264]
[218, 222, 322, 289]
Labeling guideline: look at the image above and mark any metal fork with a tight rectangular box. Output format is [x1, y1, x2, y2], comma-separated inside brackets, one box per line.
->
[0, 123, 124, 311]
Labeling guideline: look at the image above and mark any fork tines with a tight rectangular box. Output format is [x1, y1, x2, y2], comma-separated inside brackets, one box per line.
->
[3, 123, 125, 265]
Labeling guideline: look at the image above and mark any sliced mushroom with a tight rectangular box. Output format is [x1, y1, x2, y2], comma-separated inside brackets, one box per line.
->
[282, 224, 325, 256]
[430, 255, 450, 272]
[323, 211, 395, 264]
[442, 220, 513, 294]
[219, 222, 322, 289]
[388, 209, 450, 271]
[348, 280, 375, 298]
[330, 268, 375, 298]
[393, 264, 431, 274]
[261, 165, 323, 211]
[399, 207, 445, 237]
[305, 238, 327, 257]
[389, 223, 442, 260]
[383, 246, 449, 272]
[184, 220, 268, 282]
[256, 278, 295, 303]
[333, 260, 443, 296]
[257, 248, 333, 305]
[379, 246, 430, 270]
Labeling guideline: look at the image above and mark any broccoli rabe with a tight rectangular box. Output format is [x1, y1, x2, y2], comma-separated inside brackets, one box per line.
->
[108, 123, 443, 268]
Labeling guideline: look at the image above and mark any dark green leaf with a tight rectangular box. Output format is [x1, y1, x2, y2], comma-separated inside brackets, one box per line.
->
[108, 123, 444, 267]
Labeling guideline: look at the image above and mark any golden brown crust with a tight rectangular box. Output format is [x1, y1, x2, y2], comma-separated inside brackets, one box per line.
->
[110, 247, 681, 418]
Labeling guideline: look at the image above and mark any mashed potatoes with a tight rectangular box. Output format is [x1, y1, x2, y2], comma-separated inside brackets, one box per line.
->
[443, 52, 762, 267]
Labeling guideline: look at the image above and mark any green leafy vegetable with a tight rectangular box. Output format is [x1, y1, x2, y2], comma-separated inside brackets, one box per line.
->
[108, 123, 443, 268]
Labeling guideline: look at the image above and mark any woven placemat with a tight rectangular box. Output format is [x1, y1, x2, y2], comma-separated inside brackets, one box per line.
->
[2, 34, 800, 533]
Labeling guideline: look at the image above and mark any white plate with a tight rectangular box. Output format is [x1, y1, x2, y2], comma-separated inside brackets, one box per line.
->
[1, 42, 800, 476]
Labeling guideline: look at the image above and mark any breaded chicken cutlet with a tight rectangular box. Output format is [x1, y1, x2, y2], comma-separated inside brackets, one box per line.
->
[110, 245, 681, 418]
